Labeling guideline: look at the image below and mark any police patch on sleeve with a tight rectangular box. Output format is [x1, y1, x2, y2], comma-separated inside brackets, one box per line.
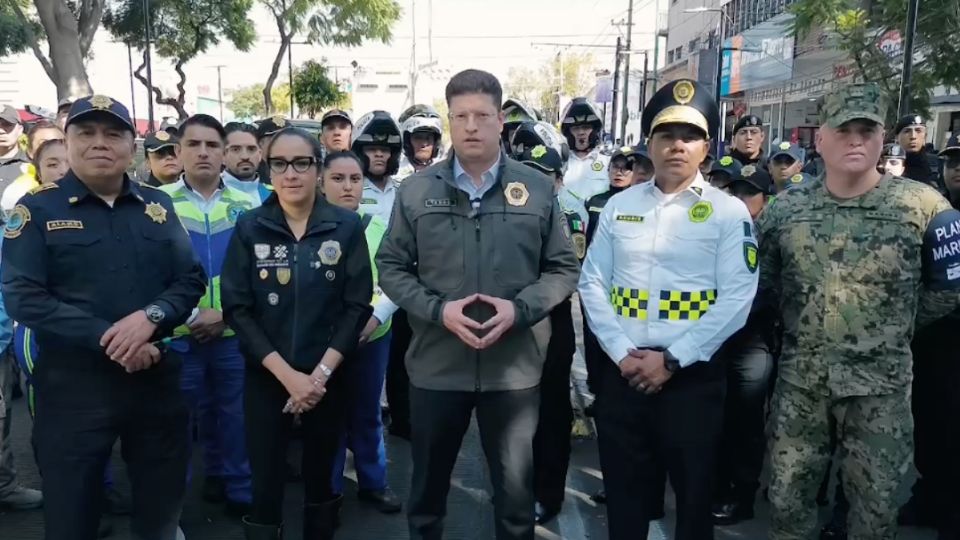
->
[923, 208, 960, 290]
[743, 241, 758, 273]
[4, 204, 31, 239]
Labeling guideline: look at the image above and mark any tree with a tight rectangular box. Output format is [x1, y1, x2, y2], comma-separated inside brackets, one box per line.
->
[0, 1, 35, 57]
[504, 52, 596, 121]
[292, 60, 345, 118]
[791, 0, 960, 120]
[104, 0, 256, 120]
[259, 0, 401, 115]
[0, 0, 105, 98]
[229, 83, 291, 119]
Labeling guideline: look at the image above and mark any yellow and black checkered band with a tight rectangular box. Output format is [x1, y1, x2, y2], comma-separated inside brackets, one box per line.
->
[610, 287, 649, 320]
[657, 289, 717, 321]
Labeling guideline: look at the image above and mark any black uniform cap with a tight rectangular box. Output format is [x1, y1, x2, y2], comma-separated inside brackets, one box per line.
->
[257, 115, 290, 140]
[733, 115, 763, 134]
[641, 79, 719, 139]
[882, 143, 906, 160]
[939, 135, 960, 157]
[144, 130, 179, 152]
[728, 164, 773, 194]
[894, 114, 925, 135]
[519, 145, 564, 176]
[321, 109, 352, 127]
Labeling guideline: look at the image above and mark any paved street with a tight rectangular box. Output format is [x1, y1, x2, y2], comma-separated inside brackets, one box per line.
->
[0, 302, 940, 539]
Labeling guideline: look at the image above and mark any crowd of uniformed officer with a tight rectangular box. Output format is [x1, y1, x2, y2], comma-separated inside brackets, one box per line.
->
[2, 65, 960, 540]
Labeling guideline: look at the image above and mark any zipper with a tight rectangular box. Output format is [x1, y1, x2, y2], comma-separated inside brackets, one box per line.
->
[291, 243, 300, 368]
[204, 212, 215, 308]
[474, 214, 481, 393]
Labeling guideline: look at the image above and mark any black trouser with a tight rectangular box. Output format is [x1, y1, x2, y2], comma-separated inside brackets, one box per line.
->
[595, 356, 724, 540]
[715, 334, 774, 502]
[533, 300, 575, 510]
[34, 354, 188, 540]
[408, 385, 540, 540]
[581, 304, 604, 395]
[245, 365, 346, 525]
[386, 309, 412, 431]
[910, 318, 960, 530]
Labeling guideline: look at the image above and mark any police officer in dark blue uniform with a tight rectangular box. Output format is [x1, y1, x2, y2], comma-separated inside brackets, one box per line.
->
[0, 95, 206, 540]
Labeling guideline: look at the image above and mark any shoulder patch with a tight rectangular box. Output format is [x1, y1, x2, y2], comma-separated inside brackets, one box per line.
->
[743, 241, 759, 273]
[790, 174, 804, 184]
[28, 183, 58, 195]
[4, 204, 31, 239]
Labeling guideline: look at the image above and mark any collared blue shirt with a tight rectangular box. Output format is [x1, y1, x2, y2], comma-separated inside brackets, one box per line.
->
[453, 154, 501, 201]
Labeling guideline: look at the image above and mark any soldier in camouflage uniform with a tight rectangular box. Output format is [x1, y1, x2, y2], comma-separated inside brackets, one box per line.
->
[758, 83, 960, 540]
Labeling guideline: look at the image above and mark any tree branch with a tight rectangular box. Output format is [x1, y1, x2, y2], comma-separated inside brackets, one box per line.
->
[5, 0, 54, 79]
[77, 0, 104, 56]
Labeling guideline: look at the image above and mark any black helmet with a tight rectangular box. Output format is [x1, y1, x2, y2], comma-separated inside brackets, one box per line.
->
[351, 110, 403, 177]
[399, 105, 443, 165]
[561, 97, 604, 150]
[882, 143, 906, 160]
[501, 98, 539, 147]
[509, 121, 569, 174]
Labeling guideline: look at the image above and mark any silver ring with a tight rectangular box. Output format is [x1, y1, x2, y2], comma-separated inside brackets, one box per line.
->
[638, 383, 647, 390]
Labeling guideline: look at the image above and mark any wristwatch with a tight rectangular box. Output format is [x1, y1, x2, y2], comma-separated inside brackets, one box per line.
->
[663, 350, 681, 373]
[317, 363, 334, 378]
[144, 304, 166, 324]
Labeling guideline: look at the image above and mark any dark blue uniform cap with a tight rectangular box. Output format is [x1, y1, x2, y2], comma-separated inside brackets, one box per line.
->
[769, 141, 804, 163]
[940, 135, 960, 157]
[65, 95, 135, 133]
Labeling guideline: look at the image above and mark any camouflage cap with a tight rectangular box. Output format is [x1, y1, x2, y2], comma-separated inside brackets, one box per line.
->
[819, 83, 889, 129]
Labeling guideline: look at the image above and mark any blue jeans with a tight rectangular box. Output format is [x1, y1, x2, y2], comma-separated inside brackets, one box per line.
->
[174, 336, 252, 504]
[333, 332, 391, 493]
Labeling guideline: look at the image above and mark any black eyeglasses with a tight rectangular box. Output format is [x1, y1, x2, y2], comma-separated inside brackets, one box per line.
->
[268, 157, 317, 174]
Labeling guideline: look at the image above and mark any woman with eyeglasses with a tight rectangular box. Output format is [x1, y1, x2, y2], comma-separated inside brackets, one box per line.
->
[221, 127, 373, 539]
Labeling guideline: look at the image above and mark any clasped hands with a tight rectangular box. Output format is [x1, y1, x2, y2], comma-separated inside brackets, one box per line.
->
[282, 368, 329, 415]
[100, 310, 161, 373]
[442, 293, 516, 349]
[619, 348, 673, 394]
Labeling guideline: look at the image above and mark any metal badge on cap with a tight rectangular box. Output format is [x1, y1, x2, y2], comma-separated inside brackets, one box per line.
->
[673, 81, 695, 105]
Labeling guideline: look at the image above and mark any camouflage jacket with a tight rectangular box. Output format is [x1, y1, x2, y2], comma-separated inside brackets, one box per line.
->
[758, 174, 960, 397]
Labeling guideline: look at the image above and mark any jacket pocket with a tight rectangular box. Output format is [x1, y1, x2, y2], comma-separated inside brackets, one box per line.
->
[491, 209, 543, 287]
[415, 209, 465, 292]
[136, 227, 175, 282]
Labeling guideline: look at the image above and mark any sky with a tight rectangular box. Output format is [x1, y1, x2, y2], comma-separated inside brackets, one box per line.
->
[2, 0, 663, 120]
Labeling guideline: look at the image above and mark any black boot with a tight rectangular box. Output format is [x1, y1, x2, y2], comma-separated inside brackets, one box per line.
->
[304, 496, 343, 540]
[242, 516, 282, 540]
[712, 491, 755, 525]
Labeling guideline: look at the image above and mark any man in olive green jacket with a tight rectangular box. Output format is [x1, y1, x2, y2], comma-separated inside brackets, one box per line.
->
[377, 69, 580, 540]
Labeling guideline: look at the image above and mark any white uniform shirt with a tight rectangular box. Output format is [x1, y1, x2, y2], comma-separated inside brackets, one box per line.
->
[559, 148, 611, 225]
[360, 177, 398, 225]
[578, 174, 758, 367]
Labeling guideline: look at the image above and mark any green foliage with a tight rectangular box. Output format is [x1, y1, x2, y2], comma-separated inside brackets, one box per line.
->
[0, 0, 35, 57]
[292, 60, 345, 119]
[505, 53, 595, 121]
[103, 0, 256, 118]
[791, 0, 960, 119]
[229, 83, 291, 119]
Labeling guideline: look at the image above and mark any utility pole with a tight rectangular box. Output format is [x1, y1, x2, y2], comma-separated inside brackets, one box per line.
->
[714, 7, 725, 147]
[410, 0, 417, 105]
[620, 0, 634, 143]
[611, 36, 623, 144]
[215, 65, 225, 122]
[287, 40, 295, 116]
[898, 0, 920, 116]
[640, 51, 648, 114]
[143, 0, 155, 129]
[127, 44, 137, 130]
[652, 0, 661, 93]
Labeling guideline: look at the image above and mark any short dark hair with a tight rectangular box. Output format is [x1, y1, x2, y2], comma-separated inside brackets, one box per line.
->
[224, 121, 259, 140]
[265, 127, 324, 162]
[178, 114, 226, 140]
[445, 69, 503, 110]
[323, 150, 363, 171]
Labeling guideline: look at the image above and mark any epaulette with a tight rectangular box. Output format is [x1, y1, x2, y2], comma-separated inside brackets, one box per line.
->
[28, 183, 58, 195]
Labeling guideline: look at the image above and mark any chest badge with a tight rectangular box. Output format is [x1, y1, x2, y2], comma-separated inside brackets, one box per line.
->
[267, 292, 280, 306]
[276, 267, 291, 285]
[591, 161, 603, 172]
[3, 204, 30, 239]
[144, 202, 168, 224]
[319, 240, 342, 265]
[688, 201, 714, 223]
[273, 245, 288, 259]
[254, 244, 270, 260]
[259, 269, 268, 280]
[505, 182, 529, 207]
[325, 270, 336, 281]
